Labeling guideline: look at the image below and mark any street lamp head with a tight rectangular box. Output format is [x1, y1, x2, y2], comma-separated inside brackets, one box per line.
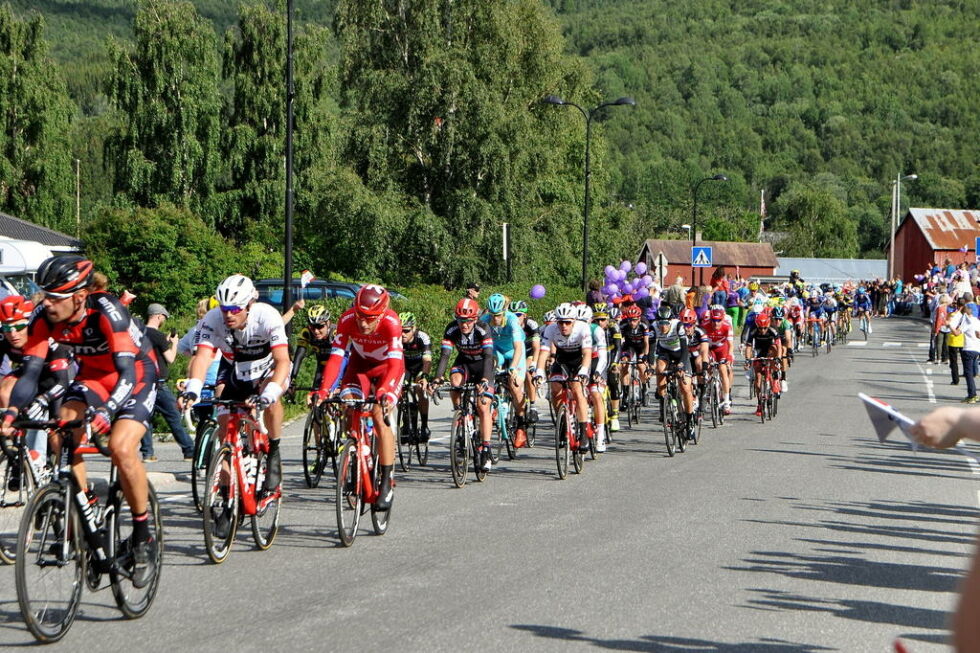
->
[613, 97, 636, 106]
[681, 224, 691, 230]
[712, 174, 729, 181]
[903, 174, 918, 181]
[542, 94, 565, 106]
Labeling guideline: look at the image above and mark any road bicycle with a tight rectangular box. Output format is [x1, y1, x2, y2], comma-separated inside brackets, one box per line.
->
[837, 309, 851, 344]
[188, 392, 218, 512]
[202, 399, 282, 564]
[492, 371, 518, 462]
[14, 417, 162, 643]
[328, 396, 392, 547]
[807, 317, 822, 357]
[396, 379, 430, 472]
[551, 375, 589, 479]
[446, 383, 489, 487]
[751, 357, 781, 423]
[1, 426, 52, 564]
[301, 395, 342, 487]
[698, 359, 725, 431]
[620, 358, 644, 429]
[856, 308, 870, 341]
[660, 363, 688, 456]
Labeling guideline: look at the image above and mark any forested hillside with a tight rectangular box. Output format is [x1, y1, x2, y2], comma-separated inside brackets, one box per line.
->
[1, 0, 978, 314]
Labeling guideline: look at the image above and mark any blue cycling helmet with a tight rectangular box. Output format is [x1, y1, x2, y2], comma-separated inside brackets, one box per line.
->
[486, 293, 507, 315]
[857, 286, 866, 293]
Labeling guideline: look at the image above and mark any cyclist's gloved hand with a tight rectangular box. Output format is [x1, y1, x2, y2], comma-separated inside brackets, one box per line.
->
[87, 406, 112, 435]
[259, 381, 283, 407]
[26, 396, 49, 421]
[375, 389, 398, 408]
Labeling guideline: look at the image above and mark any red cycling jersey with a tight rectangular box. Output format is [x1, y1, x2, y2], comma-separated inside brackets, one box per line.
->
[702, 320, 734, 363]
[318, 308, 405, 402]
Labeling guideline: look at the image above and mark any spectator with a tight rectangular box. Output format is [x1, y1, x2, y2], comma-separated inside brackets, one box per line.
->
[929, 294, 950, 363]
[280, 296, 306, 325]
[143, 303, 195, 460]
[464, 282, 481, 301]
[948, 303, 964, 386]
[948, 298, 980, 403]
[586, 279, 603, 307]
[663, 277, 686, 316]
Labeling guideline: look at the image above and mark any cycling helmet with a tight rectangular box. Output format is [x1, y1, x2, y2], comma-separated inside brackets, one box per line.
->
[509, 300, 528, 315]
[455, 298, 480, 320]
[679, 308, 697, 326]
[354, 284, 390, 318]
[755, 312, 771, 328]
[397, 311, 416, 328]
[554, 303, 577, 321]
[772, 306, 785, 319]
[543, 310, 556, 323]
[0, 295, 34, 322]
[36, 255, 94, 295]
[578, 304, 593, 322]
[307, 304, 331, 325]
[656, 305, 673, 321]
[710, 307, 726, 321]
[207, 296, 220, 310]
[622, 305, 642, 319]
[607, 306, 621, 320]
[486, 293, 506, 315]
[215, 274, 257, 308]
[857, 286, 866, 294]
[593, 302, 609, 319]
[748, 281, 759, 291]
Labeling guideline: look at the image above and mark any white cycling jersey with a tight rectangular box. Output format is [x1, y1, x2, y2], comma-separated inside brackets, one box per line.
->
[541, 321, 593, 356]
[589, 322, 608, 377]
[196, 302, 288, 382]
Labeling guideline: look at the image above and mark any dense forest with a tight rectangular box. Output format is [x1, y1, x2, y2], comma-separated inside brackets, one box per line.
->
[1, 0, 978, 312]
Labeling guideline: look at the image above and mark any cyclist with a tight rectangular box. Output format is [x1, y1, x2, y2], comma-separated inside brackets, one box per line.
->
[702, 306, 734, 414]
[511, 300, 541, 423]
[581, 304, 609, 452]
[680, 307, 709, 380]
[434, 298, 495, 470]
[854, 286, 873, 334]
[745, 311, 784, 417]
[399, 312, 433, 442]
[822, 291, 839, 344]
[652, 305, 696, 439]
[480, 293, 528, 445]
[804, 293, 827, 346]
[594, 303, 623, 431]
[3, 255, 159, 586]
[288, 304, 334, 398]
[182, 275, 291, 501]
[618, 304, 650, 392]
[313, 285, 404, 509]
[534, 302, 593, 452]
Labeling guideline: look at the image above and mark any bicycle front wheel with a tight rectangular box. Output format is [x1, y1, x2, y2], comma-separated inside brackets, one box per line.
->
[397, 402, 413, 473]
[16, 484, 84, 643]
[663, 398, 676, 457]
[110, 482, 163, 618]
[555, 412, 570, 479]
[370, 463, 391, 536]
[203, 445, 239, 564]
[335, 441, 361, 547]
[449, 417, 468, 488]
[251, 449, 282, 550]
[1, 450, 36, 564]
[191, 421, 218, 512]
[303, 409, 326, 487]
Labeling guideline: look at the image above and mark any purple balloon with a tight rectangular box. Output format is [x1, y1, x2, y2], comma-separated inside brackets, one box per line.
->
[635, 262, 648, 275]
[642, 275, 653, 286]
[635, 287, 650, 299]
[620, 260, 632, 272]
[604, 265, 616, 278]
[529, 284, 546, 299]
[617, 269, 627, 281]
[603, 284, 617, 296]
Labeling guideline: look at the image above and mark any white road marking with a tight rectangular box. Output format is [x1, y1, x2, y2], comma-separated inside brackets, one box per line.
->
[911, 355, 936, 404]
[916, 343, 930, 348]
[883, 342, 902, 347]
[847, 341, 868, 347]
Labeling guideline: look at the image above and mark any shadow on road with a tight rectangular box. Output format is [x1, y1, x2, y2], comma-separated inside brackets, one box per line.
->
[510, 624, 834, 651]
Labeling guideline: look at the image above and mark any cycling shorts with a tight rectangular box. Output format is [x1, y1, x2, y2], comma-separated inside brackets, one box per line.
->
[65, 360, 158, 431]
[495, 350, 527, 384]
[450, 359, 491, 389]
[710, 344, 733, 364]
[405, 359, 425, 380]
[655, 346, 691, 375]
[548, 361, 586, 383]
[339, 357, 404, 402]
[620, 342, 647, 362]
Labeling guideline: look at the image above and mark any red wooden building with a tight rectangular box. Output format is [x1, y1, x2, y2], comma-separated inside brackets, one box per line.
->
[891, 208, 980, 281]
[636, 239, 778, 286]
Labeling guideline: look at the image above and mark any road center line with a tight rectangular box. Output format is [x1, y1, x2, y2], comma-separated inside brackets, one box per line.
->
[911, 354, 936, 404]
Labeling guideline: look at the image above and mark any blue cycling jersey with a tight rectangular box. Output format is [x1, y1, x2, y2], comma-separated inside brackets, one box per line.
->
[480, 311, 525, 357]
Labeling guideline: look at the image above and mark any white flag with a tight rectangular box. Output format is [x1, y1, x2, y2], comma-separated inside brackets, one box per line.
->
[300, 270, 315, 288]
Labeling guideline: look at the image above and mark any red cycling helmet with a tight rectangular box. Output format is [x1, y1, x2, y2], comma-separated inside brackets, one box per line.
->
[0, 295, 34, 322]
[710, 307, 726, 321]
[354, 284, 390, 319]
[455, 298, 480, 320]
[755, 312, 771, 329]
[679, 308, 697, 326]
[622, 305, 642, 319]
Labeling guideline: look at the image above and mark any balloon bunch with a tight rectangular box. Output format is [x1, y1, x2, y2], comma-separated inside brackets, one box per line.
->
[602, 260, 655, 301]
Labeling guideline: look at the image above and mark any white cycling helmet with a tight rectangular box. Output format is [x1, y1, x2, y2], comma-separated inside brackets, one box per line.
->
[578, 304, 593, 322]
[554, 303, 576, 321]
[608, 306, 621, 320]
[215, 274, 257, 308]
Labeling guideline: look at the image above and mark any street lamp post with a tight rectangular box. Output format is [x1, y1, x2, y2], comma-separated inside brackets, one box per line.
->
[691, 174, 728, 286]
[543, 94, 636, 292]
[889, 173, 917, 280]
[283, 0, 295, 316]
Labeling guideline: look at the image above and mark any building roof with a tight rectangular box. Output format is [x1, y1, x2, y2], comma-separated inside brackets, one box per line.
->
[0, 212, 82, 250]
[898, 208, 980, 251]
[638, 239, 778, 268]
[776, 257, 887, 284]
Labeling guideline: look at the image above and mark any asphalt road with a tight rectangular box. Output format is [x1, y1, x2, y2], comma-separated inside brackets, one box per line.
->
[1, 316, 978, 651]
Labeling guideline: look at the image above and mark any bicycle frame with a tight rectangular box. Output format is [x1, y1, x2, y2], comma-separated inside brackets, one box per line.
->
[331, 398, 380, 505]
[214, 402, 275, 517]
[553, 378, 583, 450]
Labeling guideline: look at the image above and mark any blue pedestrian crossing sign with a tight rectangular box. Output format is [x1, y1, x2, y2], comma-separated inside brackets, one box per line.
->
[692, 246, 713, 268]
[976, 237, 980, 262]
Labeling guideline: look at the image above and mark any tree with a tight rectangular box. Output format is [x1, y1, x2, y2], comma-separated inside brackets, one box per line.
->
[105, 1, 221, 218]
[0, 5, 75, 232]
[777, 184, 858, 258]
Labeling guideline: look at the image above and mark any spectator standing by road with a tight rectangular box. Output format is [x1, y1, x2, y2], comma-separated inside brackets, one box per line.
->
[948, 298, 980, 403]
[948, 303, 964, 386]
[143, 303, 195, 460]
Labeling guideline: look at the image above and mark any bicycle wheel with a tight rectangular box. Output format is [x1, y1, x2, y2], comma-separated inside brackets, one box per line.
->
[555, 412, 570, 479]
[674, 399, 687, 453]
[490, 404, 503, 466]
[663, 396, 676, 457]
[504, 408, 517, 460]
[526, 401, 538, 447]
[192, 421, 218, 511]
[109, 482, 163, 618]
[623, 386, 634, 430]
[335, 441, 361, 547]
[826, 330, 833, 354]
[630, 385, 641, 426]
[1, 450, 35, 564]
[415, 437, 429, 466]
[862, 317, 869, 340]
[473, 430, 488, 483]
[251, 448, 282, 550]
[203, 444, 239, 564]
[396, 402, 413, 473]
[370, 462, 391, 536]
[758, 383, 769, 424]
[303, 408, 326, 487]
[709, 380, 719, 429]
[572, 428, 585, 474]
[15, 484, 83, 643]
[449, 416, 468, 488]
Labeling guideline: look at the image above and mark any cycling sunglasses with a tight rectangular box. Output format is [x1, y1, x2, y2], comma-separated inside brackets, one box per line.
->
[42, 290, 74, 300]
[401, 328, 413, 334]
[456, 317, 476, 324]
[1, 323, 28, 333]
[220, 305, 245, 314]
[557, 319, 574, 326]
